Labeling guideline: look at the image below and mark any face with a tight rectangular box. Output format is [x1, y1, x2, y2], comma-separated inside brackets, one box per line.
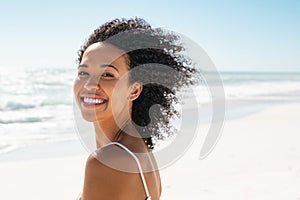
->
[73, 42, 141, 123]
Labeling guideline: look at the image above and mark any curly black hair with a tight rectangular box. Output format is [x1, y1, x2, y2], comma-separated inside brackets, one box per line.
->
[77, 17, 197, 150]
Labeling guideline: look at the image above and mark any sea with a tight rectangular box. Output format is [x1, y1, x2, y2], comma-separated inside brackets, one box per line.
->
[1, 67, 300, 157]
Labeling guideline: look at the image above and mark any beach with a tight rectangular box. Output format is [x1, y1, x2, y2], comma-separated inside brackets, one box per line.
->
[1, 0, 299, 198]
[1, 103, 300, 199]
[1, 1, 299, 199]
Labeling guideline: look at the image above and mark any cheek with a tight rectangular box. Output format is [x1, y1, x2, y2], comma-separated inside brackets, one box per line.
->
[101, 79, 129, 98]
[73, 79, 80, 94]
[114, 81, 130, 98]
[110, 89, 129, 104]
[109, 83, 130, 105]
[73, 78, 84, 99]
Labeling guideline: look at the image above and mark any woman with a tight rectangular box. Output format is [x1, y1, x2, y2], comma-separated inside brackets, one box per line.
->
[74, 18, 196, 200]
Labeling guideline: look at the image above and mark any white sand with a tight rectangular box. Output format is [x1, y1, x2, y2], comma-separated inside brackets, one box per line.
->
[160, 103, 300, 200]
[1, 103, 300, 199]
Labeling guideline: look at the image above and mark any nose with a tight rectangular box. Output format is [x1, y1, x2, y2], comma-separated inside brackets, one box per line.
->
[84, 76, 101, 91]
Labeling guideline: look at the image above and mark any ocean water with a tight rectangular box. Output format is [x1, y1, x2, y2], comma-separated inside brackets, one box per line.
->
[220, 71, 300, 101]
[1, 68, 300, 155]
[0, 68, 77, 155]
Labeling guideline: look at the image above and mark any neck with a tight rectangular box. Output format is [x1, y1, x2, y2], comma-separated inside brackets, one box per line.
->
[93, 115, 133, 148]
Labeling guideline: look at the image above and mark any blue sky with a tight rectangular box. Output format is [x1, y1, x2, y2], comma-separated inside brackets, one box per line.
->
[0, 0, 299, 72]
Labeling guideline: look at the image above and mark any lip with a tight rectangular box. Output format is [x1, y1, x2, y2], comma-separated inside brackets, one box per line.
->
[80, 93, 107, 100]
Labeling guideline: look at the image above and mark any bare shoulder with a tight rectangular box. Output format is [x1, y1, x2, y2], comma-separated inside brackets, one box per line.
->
[81, 144, 145, 200]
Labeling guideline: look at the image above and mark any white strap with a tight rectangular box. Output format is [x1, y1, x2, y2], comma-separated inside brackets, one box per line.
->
[109, 142, 151, 199]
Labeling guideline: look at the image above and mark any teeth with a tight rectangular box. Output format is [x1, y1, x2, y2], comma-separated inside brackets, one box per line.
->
[83, 97, 104, 104]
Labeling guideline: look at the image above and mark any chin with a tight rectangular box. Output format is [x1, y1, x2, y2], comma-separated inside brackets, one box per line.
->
[80, 111, 99, 122]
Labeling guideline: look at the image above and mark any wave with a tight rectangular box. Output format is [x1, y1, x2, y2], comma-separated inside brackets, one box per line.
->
[0, 99, 72, 111]
[0, 117, 47, 124]
[0, 101, 38, 111]
[40, 99, 72, 106]
[0, 143, 19, 154]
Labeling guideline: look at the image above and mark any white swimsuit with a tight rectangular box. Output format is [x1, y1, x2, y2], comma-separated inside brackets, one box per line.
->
[78, 142, 151, 200]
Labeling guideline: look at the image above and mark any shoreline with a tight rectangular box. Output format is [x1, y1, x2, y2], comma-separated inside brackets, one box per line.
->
[1, 99, 299, 162]
[0, 139, 87, 163]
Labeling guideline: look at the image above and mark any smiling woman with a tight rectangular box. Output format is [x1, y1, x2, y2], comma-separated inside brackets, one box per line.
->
[74, 42, 134, 129]
[73, 17, 197, 200]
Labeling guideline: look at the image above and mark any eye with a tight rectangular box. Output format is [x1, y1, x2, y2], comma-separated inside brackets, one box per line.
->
[78, 71, 89, 77]
[101, 72, 114, 78]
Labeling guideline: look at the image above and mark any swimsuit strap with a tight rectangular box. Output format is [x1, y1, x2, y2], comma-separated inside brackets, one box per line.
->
[108, 142, 151, 200]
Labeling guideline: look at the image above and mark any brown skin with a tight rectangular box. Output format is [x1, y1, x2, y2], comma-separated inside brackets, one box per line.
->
[73, 42, 161, 200]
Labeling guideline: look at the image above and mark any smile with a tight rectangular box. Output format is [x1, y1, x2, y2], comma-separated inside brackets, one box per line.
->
[83, 97, 106, 104]
[80, 96, 108, 107]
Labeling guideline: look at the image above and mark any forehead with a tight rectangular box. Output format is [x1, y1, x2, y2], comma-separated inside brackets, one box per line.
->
[82, 42, 128, 66]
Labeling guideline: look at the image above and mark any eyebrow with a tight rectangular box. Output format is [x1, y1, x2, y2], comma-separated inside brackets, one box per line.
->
[77, 64, 119, 72]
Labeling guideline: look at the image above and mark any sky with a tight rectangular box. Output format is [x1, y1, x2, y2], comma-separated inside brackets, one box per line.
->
[0, 0, 299, 72]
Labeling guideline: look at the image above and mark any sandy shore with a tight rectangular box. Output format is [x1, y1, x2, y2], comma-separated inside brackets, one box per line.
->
[1, 103, 300, 199]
